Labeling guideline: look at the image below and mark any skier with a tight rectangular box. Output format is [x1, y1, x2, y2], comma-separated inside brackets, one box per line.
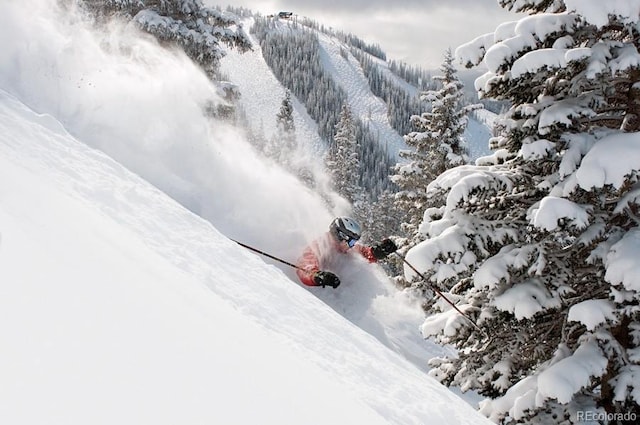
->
[296, 217, 397, 288]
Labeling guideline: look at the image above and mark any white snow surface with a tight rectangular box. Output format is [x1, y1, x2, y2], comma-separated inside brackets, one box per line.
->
[565, 0, 640, 28]
[568, 299, 616, 331]
[478, 13, 570, 76]
[536, 339, 608, 404]
[493, 279, 561, 320]
[0, 1, 492, 424]
[510, 48, 591, 79]
[529, 196, 590, 231]
[575, 132, 640, 190]
[605, 229, 640, 293]
[0, 80, 487, 425]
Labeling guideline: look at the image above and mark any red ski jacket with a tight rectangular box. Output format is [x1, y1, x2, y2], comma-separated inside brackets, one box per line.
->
[296, 232, 377, 286]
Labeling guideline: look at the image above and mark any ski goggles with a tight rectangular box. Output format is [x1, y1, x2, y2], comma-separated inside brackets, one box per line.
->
[336, 229, 359, 248]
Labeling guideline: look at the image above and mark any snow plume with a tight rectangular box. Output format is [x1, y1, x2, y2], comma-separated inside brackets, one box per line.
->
[0, 0, 334, 263]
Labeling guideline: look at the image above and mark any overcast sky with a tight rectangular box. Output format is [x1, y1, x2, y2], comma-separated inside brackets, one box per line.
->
[219, 0, 523, 70]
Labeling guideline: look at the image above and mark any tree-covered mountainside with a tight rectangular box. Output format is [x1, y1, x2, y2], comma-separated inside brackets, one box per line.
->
[349, 49, 427, 137]
[250, 16, 396, 200]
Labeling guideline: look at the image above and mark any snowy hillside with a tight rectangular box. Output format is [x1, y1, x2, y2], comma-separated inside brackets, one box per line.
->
[219, 17, 326, 153]
[220, 15, 493, 163]
[0, 80, 490, 425]
[0, 1, 494, 424]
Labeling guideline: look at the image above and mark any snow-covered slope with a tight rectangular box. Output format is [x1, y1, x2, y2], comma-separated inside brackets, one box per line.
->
[0, 88, 491, 424]
[220, 16, 493, 162]
[315, 30, 406, 154]
[219, 18, 327, 154]
[0, 1, 493, 423]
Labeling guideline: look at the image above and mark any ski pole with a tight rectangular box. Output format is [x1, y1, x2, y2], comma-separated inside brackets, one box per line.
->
[231, 239, 303, 271]
[396, 253, 484, 334]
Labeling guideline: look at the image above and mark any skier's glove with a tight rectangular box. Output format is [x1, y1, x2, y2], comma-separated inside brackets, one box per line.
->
[313, 271, 340, 288]
[371, 238, 398, 260]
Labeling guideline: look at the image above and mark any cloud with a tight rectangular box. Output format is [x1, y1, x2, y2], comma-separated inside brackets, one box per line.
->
[302, 2, 518, 68]
[223, 0, 522, 68]
[267, 0, 500, 14]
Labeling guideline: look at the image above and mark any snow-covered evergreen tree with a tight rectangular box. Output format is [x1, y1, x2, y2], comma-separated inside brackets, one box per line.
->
[392, 49, 479, 237]
[410, 1, 640, 423]
[431, 49, 482, 166]
[325, 106, 399, 248]
[276, 90, 296, 151]
[326, 104, 360, 203]
[81, 0, 251, 78]
[264, 90, 297, 167]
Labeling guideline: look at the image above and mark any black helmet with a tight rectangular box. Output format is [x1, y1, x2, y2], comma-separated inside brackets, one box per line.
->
[330, 217, 361, 245]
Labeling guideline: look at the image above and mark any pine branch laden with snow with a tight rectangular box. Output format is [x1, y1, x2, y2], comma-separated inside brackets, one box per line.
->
[412, 1, 640, 423]
[82, 0, 251, 77]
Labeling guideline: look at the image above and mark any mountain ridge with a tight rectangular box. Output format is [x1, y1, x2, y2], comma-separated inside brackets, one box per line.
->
[220, 12, 493, 198]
